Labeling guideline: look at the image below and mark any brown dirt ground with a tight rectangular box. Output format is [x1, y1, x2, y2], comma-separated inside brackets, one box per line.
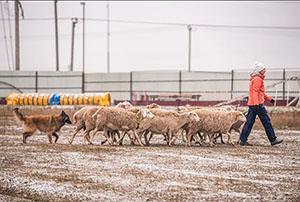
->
[0, 106, 299, 201]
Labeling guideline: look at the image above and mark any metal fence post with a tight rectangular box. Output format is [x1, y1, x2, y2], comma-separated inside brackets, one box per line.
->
[283, 68, 285, 100]
[179, 70, 182, 95]
[82, 71, 85, 93]
[231, 70, 234, 99]
[130, 71, 132, 102]
[35, 71, 38, 93]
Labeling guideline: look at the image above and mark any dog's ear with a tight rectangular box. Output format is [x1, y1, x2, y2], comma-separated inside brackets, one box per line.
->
[61, 110, 66, 116]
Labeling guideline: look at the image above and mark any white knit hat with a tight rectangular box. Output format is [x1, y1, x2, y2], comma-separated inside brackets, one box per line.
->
[254, 62, 266, 72]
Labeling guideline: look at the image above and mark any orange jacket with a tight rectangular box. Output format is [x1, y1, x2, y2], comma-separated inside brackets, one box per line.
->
[247, 74, 272, 106]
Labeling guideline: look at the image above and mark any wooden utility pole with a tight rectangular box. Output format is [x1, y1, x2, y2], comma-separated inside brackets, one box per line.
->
[15, 0, 20, 71]
[54, 0, 59, 71]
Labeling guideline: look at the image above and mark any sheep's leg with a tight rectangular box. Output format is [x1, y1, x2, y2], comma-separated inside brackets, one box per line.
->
[226, 132, 235, 146]
[193, 133, 203, 146]
[147, 132, 154, 144]
[69, 126, 83, 144]
[111, 131, 118, 143]
[128, 132, 136, 145]
[181, 129, 187, 143]
[208, 134, 215, 147]
[100, 131, 108, 145]
[168, 131, 175, 147]
[133, 130, 144, 146]
[89, 128, 99, 141]
[170, 130, 181, 146]
[115, 131, 121, 144]
[143, 131, 150, 146]
[116, 131, 127, 145]
[101, 130, 111, 145]
[163, 133, 169, 144]
[235, 129, 241, 144]
[115, 131, 124, 145]
[186, 131, 193, 146]
[103, 127, 113, 145]
[220, 133, 225, 144]
[83, 129, 94, 145]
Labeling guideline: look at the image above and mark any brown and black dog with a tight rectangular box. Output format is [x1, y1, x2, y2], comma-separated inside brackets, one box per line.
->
[13, 108, 72, 144]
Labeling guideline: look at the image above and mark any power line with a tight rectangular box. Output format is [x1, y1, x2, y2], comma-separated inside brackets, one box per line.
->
[18, 25, 181, 39]
[1, 17, 300, 30]
[85, 18, 300, 30]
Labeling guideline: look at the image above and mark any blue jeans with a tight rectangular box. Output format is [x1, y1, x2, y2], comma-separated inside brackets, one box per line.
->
[240, 104, 276, 142]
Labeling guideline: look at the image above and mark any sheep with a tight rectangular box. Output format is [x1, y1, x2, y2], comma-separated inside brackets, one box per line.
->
[146, 103, 161, 109]
[90, 107, 155, 146]
[176, 105, 246, 145]
[69, 106, 99, 144]
[69, 101, 135, 145]
[186, 109, 246, 147]
[79, 107, 104, 144]
[136, 110, 200, 146]
[142, 108, 182, 145]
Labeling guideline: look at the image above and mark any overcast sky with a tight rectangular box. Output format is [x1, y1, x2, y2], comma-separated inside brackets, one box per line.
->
[1, 1, 300, 73]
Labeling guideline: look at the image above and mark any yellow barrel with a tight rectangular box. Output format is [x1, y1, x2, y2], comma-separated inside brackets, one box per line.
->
[78, 94, 83, 105]
[6, 93, 19, 105]
[19, 94, 24, 105]
[37, 93, 49, 106]
[23, 94, 29, 105]
[60, 94, 71, 105]
[101, 93, 111, 106]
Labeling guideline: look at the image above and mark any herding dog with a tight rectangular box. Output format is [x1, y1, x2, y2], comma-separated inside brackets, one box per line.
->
[13, 108, 72, 144]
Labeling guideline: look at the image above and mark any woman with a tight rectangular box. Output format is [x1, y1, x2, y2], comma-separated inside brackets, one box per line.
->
[240, 63, 283, 146]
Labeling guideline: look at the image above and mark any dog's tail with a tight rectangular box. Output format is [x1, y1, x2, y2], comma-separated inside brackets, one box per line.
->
[13, 108, 25, 122]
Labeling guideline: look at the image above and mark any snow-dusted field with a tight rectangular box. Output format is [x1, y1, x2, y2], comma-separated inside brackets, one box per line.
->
[0, 108, 300, 201]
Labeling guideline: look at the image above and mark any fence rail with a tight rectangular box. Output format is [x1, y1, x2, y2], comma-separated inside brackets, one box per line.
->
[0, 68, 299, 105]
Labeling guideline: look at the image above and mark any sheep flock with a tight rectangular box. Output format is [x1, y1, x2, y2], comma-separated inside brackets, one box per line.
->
[66, 101, 247, 147]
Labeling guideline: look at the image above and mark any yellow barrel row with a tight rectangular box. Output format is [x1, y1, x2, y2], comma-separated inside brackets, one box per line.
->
[59, 93, 111, 106]
[6, 93, 111, 106]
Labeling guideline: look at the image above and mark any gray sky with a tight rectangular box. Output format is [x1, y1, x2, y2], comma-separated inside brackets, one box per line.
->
[1, 1, 300, 72]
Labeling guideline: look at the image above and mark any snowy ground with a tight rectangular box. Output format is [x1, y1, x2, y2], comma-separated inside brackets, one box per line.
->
[0, 108, 300, 201]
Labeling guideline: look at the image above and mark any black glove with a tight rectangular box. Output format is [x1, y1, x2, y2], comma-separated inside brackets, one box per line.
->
[254, 105, 259, 112]
[270, 99, 275, 104]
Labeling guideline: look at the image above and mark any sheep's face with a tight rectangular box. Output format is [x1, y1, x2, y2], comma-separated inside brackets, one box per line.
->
[147, 103, 161, 109]
[237, 112, 246, 122]
[140, 109, 154, 119]
[117, 101, 133, 109]
[188, 111, 200, 122]
[176, 106, 188, 113]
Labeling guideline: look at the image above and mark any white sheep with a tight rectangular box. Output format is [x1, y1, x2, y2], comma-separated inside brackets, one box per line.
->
[176, 105, 246, 145]
[186, 109, 246, 147]
[90, 107, 155, 146]
[136, 110, 200, 146]
[69, 106, 99, 144]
